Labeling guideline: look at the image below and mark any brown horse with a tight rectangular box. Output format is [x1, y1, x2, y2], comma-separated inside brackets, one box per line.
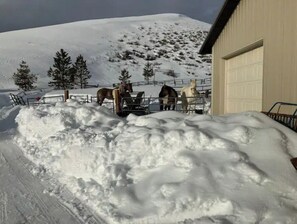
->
[159, 84, 178, 110]
[97, 82, 133, 105]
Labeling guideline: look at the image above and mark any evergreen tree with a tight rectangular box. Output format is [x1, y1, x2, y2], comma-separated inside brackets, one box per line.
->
[48, 49, 74, 89]
[12, 60, 37, 91]
[73, 54, 91, 89]
[118, 68, 131, 82]
[142, 62, 154, 83]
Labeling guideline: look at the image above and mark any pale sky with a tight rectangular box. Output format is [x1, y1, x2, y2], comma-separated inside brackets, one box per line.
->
[0, 0, 224, 33]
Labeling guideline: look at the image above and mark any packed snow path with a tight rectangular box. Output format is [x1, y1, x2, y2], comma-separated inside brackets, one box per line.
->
[0, 138, 104, 224]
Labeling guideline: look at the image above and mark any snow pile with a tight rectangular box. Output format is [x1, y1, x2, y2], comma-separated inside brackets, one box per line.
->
[15, 100, 297, 223]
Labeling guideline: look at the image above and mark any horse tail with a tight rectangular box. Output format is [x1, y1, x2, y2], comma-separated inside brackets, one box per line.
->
[97, 90, 100, 104]
[173, 89, 178, 110]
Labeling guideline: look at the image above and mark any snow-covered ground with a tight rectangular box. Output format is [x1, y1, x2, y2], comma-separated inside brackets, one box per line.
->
[1, 84, 297, 223]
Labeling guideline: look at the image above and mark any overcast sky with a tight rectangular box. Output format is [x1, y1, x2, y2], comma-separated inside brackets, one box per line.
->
[0, 0, 224, 33]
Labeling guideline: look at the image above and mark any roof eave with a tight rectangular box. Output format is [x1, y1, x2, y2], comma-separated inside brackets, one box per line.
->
[199, 0, 241, 54]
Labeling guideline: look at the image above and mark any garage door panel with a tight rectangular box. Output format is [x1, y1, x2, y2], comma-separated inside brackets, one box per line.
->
[225, 47, 263, 113]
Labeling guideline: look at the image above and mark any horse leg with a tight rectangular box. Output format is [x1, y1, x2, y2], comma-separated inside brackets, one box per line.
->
[159, 99, 164, 111]
[172, 97, 177, 110]
[98, 96, 105, 106]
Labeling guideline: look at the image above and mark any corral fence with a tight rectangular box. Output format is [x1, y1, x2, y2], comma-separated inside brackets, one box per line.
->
[22, 90, 209, 116]
[118, 91, 210, 116]
[113, 78, 212, 91]
[10, 78, 212, 116]
[10, 93, 26, 106]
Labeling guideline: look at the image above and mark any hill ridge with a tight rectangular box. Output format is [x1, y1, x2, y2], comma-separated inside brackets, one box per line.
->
[0, 13, 211, 89]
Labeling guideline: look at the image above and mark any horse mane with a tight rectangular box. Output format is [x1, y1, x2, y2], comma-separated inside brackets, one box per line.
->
[159, 85, 177, 98]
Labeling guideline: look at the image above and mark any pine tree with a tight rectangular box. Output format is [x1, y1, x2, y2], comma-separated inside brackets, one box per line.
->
[118, 68, 131, 82]
[12, 60, 37, 91]
[142, 62, 154, 83]
[73, 54, 91, 89]
[48, 49, 74, 89]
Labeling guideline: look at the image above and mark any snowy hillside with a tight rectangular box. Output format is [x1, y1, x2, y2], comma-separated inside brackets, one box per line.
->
[0, 14, 211, 90]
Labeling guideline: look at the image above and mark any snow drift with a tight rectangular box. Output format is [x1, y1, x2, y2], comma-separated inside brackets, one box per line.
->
[15, 99, 297, 223]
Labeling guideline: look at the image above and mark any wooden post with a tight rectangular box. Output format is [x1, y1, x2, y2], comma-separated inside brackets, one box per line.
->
[64, 90, 69, 102]
[113, 89, 121, 114]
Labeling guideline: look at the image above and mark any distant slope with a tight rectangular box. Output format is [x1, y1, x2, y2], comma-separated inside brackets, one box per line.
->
[0, 14, 211, 89]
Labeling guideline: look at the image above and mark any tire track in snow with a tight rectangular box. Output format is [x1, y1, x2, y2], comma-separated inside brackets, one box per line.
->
[0, 191, 8, 224]
[0, 140, 105, 224]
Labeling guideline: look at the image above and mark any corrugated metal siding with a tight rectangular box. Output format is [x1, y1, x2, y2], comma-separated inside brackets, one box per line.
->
[211, 0, 297, 115]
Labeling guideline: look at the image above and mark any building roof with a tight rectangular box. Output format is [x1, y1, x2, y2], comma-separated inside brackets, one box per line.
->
[199, 0, 241, 54]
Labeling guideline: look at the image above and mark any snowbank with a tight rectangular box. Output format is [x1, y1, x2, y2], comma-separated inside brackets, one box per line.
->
[15, 99, 297, 223]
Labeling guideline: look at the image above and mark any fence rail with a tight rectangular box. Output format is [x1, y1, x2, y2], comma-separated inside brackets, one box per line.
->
[120, 94, 209, 116]
[12, 77, 212, 116]
[112, 77, 211, 89]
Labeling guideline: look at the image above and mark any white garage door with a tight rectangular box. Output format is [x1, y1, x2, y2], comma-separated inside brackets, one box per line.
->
[225, 46, 263, 113]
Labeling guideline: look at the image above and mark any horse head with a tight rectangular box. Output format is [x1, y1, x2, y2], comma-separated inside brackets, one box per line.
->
[125, 82, 133, 93]
[119, 82, 133, 95]
[190, 79, 197, 88]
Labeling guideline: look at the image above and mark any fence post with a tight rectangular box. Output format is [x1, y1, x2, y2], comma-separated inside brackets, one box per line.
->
[64, 90, 69, 102]
[113, 89, 121, 114]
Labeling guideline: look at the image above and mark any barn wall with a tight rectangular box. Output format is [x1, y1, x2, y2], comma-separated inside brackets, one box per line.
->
[211, 0, 297, 115]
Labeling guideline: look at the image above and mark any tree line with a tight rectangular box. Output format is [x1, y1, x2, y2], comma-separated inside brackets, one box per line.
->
[13, 49, 156, 91]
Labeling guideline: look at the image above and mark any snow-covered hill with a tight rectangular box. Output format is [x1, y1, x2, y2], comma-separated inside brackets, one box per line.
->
[0, 14, 211, 90]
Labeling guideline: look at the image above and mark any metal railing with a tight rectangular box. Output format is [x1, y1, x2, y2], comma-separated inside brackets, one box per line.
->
[113, 77, 211, 89]
[262, 102, 297, 132]
[121, 95, 209, 115]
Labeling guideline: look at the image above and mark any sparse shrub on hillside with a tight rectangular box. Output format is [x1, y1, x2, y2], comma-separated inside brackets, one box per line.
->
[48, 49, 74, 90]
[108, 57, 118, 62]
[174, 43, 180, 50]
[165, 69, 178, 78]
[119, 68, 132, 82]
[145, 53, 156, 61]
[157, 49, 167, 56]
[124, 50, 133, 60]
[12, 60, 37, 91]
[133, 50, 145, 59]
[169, 40, 175, 45]
[116, 50, 133, 60]
[73, 54, 91, 89]
[179, 55, 185, 60]
[142, 62, 154, 83]
[174, 57, 182, 62]
[160, 39, 168, 46]
[144, 44, 152, 51]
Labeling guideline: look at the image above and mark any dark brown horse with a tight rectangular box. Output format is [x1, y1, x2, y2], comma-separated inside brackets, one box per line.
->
[97, 82, 133, 105]
[159, 85, 178, 110]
